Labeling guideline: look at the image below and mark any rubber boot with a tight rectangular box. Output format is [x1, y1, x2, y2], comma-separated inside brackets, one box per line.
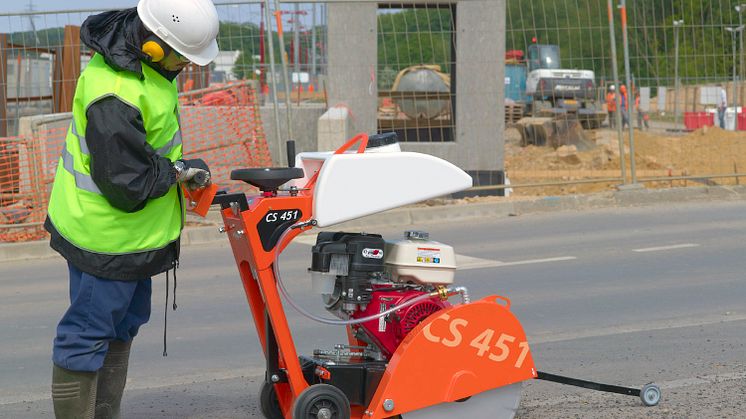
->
[94, 340, 132, 419]
[52, 365, 98, 419]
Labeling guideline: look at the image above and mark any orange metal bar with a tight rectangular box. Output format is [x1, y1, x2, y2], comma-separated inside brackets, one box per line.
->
[304, 132, 370, 189]
[333, 133, 369, 155]
[274, 11, 284, 37]
[220, 191, 313, 417]
[182, 183, 218, 217]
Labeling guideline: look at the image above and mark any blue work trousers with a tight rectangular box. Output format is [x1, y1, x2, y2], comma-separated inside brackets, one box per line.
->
[719, 107, 726, 129]
[53, 262, 151, 372]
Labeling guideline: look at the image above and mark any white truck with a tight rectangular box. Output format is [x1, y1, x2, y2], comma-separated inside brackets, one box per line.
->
[525, 44, 606, 129]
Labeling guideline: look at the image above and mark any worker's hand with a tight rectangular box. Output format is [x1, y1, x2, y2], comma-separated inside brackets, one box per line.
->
[174, 159, 211, 189]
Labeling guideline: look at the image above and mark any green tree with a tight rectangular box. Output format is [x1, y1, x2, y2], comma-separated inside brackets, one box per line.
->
[232, 51, 258, 80]
[505, 0, 739, 86]
[377, 7, 454, 78]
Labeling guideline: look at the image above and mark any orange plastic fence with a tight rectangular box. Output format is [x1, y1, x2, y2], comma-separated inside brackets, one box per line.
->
[180, 82, 273, 194]
[0, 82, 271, 243]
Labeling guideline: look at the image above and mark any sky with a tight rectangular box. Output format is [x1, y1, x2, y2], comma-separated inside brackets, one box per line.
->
[0, 1, 137, 14]
[0, 0, 137, 13]
[0, 1, 318, 33]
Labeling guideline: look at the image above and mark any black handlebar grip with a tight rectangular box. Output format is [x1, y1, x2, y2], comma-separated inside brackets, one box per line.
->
[287, 140, 296, 168]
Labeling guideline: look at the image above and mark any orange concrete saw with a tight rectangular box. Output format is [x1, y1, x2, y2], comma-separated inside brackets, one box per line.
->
[187, 133, 661, 418]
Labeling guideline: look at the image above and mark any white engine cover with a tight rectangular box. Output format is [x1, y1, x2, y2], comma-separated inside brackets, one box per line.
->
[384, 238, 457, 285]
[312, 152, 472, 227]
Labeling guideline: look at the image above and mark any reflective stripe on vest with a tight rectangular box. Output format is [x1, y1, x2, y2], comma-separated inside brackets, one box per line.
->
[156, 129, 182, 155]
[60, 146, 101, 195]
[71, 121, 89, 155]
[69, 119, 182, 158]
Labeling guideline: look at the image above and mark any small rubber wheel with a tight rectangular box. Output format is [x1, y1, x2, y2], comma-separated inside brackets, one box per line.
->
[259, 380, 283, 419]
[640, 383, 661, 406]
[292, 384, 351, 419]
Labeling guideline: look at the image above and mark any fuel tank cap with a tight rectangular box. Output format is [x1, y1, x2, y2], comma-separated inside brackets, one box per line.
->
[404, 230, 430, 240]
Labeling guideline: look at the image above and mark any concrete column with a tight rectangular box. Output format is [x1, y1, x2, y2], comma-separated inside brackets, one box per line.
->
[456, 0, 504, 174]
[326, 3, 378, 136]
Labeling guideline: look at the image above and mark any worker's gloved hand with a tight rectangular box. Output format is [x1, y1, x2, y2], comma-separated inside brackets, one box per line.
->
[174, 158, 211, 189]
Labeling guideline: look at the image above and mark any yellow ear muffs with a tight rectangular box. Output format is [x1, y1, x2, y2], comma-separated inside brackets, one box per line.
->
[142, 39, 166, 62]
[142, 34, 173, 63]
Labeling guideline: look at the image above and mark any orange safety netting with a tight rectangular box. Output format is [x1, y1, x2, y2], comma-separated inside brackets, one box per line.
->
[0, 82, 271, 243]
[0, 135, 46, 242]
[180, 81, 273, 194]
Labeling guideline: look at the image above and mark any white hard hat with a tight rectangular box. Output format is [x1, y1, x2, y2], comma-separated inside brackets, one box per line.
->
[609, 85, 616, 91]
[137, 0, 219, 66]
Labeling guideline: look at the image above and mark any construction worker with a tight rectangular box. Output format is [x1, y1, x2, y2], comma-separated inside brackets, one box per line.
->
[620, 84, 630, 130]
[718, 83, 728, 129]
[635, 90, 649, 131]
[45, 0, 219, 417]
[606, 85, 617, 128]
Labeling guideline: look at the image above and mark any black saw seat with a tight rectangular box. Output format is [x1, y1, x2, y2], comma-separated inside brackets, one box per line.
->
[231, 167, 304, 191]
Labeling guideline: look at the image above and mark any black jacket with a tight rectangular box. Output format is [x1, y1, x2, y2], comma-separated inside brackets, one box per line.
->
[45, 8, 183, 280]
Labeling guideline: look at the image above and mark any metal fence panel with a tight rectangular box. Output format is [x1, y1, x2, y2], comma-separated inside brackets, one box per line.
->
[3, 1, 746, 242]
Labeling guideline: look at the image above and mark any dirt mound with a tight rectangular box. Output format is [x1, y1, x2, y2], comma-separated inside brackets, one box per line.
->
[504, 127, 746, 196]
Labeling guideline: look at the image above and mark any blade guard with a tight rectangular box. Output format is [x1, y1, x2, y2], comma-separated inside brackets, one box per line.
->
[182, 183, 218, 217]
[366, 296, 537, 418]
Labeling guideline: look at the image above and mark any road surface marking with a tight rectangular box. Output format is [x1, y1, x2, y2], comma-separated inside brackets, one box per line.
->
[455, 254, 502, 270]
[457, 255, 577, 270]
[633, 243, 700, 252]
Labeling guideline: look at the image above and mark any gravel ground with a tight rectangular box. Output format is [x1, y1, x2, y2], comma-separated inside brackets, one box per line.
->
[518, 375, 746, 419]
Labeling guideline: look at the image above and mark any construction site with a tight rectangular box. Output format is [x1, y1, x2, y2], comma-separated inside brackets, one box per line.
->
[3, 1, 746, 419]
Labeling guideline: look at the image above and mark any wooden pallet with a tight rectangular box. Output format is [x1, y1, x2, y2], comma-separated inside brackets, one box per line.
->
[505, 103, 526, 124]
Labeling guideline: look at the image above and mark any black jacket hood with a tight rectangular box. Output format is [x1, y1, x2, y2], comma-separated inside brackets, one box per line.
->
[81, 8, 149, 77]
[80, 8, 181, 81]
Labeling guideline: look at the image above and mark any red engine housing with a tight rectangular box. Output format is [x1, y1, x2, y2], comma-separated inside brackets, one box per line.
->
[352, 285, 449, 358]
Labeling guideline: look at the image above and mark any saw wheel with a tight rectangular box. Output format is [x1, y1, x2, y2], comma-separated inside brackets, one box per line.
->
[399, 383, 522, 419]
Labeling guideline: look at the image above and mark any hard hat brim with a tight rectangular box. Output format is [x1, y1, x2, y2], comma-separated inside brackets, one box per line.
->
[175, 39, 219, 67]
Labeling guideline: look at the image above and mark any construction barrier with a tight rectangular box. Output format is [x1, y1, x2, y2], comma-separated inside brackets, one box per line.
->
[0, 82, 271, 243]
[683, 112, 715, 131]
[738, 112, 746, 131]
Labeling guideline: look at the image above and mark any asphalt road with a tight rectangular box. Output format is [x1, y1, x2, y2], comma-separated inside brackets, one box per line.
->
[2, 200, 746, 418]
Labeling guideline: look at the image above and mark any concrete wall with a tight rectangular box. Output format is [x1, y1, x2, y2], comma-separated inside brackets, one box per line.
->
[326, 0, 506, 186]
[259, 103, 326, 165]
[317, 106, 353, 152]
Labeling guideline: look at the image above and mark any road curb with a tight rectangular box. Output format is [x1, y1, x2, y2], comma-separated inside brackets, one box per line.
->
[2, 185, 745, 264]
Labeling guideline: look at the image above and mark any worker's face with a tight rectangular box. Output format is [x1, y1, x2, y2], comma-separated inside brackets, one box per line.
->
[159, 50, 191, 72]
